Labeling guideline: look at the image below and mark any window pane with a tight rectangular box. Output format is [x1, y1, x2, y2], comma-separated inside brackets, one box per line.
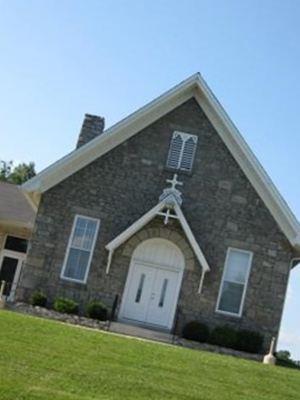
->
[224, 250, 250, 283]
[71, 217, 97, 250]
[218, 281, 244, 314]
[64, 248, 90, 281]
[72, 217, 87, 248]
[135, 273, 145, 303]
[82, 220, 97, 250]
[4, 236, 28, 253]
[159, 279, 168, 307]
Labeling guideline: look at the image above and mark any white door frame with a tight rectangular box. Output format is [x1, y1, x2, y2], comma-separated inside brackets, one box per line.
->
[119, 240, 185, 331]
[0, 249, 26, 301]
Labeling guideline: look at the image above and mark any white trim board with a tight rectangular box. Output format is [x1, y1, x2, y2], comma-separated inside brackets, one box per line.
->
[22, 73, 300, 250]
[105, 197, 210, 287]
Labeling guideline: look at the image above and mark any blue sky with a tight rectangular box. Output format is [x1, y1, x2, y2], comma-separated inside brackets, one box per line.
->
[1, 1, 299, 358]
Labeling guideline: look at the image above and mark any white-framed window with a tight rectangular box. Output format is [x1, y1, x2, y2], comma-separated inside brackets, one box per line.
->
[216, 248, 253, 317]
[61, 215, 100, 283]
[166, 131, 198, 172]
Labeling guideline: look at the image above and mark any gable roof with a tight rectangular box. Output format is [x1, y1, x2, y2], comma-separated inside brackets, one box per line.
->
[22, 73, 300, 250]
[0, 182, 36, 229]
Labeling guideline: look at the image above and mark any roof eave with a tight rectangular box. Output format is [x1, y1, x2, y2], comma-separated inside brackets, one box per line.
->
[22, 74, 200, 195]
[21, 73, 300, 249]
[193, 78, 300, 249]
[0, 218, 34, 231]
[291, 234, 300, 251]
[21, 188, 40, 211]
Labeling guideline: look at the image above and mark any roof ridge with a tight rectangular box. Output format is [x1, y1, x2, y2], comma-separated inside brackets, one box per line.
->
[22, 73, 300, 250]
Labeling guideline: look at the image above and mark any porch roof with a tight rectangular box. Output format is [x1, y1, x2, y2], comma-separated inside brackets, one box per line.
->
[105, 194, 210, 293]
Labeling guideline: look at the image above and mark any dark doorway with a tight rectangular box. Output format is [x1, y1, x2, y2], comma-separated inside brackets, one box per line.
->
[0, 256, 18, 296]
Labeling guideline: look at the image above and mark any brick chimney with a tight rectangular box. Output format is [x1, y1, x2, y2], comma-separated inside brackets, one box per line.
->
[76, 114, 105, 149]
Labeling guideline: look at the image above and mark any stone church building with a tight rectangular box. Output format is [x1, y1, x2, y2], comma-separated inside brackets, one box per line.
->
[18, 74, 300, 349]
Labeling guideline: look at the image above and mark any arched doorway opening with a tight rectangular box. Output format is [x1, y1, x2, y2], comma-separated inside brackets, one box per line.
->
[119, 238, 185, 330]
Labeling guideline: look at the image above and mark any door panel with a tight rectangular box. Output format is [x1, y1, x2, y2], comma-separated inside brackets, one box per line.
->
[122, 263, 156, 322]
[121, 262, 182, 329]
[0, 256, 18, 296]
[146, 269, 179, 328]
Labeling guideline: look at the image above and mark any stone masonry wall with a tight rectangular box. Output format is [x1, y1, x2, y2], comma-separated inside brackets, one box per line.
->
[17, 98, 294, 351]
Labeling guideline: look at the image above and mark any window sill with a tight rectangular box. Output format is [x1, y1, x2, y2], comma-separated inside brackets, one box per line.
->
[215, 309, 242, 319]
[164, 166, 193, 176]
[60, 276, 87, 285]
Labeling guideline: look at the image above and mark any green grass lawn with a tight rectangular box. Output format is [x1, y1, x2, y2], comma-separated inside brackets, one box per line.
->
[0, 311, 299, 400]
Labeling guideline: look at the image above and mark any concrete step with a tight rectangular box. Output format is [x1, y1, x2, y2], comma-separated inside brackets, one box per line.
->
[109, 321, 174, 344]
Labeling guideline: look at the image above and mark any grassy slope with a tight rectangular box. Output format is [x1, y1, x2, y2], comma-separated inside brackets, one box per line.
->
[0, 311, 299, 400]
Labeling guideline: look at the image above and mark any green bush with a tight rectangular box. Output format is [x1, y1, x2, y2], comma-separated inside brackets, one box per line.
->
[31, 291, 47, 307]
[86, 301, 108, 321]
[209, 325, 237, 349]
[209, 325, 263, 354]
[53, 297, 79, 314]
[235, 329, 264, 354]
[182, 321, 210, 343]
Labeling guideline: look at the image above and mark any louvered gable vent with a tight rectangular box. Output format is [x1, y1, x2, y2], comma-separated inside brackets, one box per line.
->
[166, 131, 197, 172]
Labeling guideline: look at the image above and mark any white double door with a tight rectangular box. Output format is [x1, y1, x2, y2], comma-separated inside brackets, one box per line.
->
[120, 262, 182, 330]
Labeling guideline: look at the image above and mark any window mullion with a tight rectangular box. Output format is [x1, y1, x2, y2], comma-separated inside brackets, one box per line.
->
[178, 135, 187, 169]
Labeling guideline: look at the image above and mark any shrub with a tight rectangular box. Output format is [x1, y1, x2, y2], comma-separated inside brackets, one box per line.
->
[209, 325, 237, 349]
[31, 291, 47, 307]
[86, 301, 108, 321]
[208, 325, 263, 354]
[53, 297, 78, 314]
[235, 330, 264, 354]
[182, 321, 210, 343]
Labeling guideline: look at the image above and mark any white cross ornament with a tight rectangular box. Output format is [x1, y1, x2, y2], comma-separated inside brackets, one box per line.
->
[166, 174, 183, 190]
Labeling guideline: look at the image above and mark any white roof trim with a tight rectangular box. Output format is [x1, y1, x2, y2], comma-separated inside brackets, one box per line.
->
[23, 73, 300, 249]
[172, 203, 210, 272]
[105, 198, 210, 274]
[106, 202, 164, 258]
[23, 74, 197, 194]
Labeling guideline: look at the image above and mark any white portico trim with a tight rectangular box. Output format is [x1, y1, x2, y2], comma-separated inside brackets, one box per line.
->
[105, 175, 210, 294]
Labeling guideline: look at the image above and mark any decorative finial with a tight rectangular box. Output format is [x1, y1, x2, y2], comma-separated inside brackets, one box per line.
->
[159, 173, 183, 207]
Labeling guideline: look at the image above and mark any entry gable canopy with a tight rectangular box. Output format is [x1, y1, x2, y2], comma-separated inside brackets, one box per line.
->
[105, 175, 210, 293]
